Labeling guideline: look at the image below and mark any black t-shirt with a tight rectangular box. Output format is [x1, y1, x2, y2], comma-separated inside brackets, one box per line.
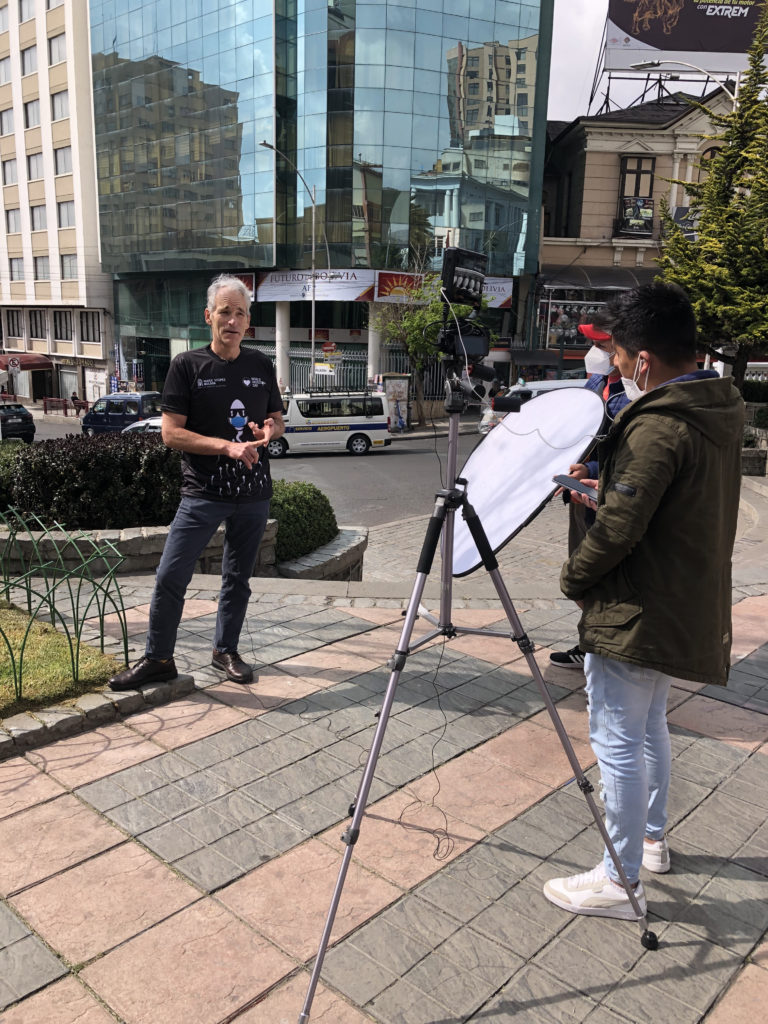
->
[161, 345, 283, 502]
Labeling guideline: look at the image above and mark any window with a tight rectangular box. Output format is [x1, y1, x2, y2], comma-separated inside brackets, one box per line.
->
[21, 45, 37, 75]
[54, 145, 71, 173]
[27, 151, 43, 180]
[29, 308, 46, 338]
[24, 98, 40, 128]
[47, 0, 65, 8]
[0, 6, 7, 31]
[0, 107, 13, 134]
[469, 211, 484, 221]
[7, 308, 23, 336]
[620, 155, 655, 198]
[618, 156, 656, 236]
[33, 255, 50, 279]
[48, 33, 66, 65]
[54, 309, 72, 339]
[5, 207, 20, 232]
[474, 159, 486, 169]
[51, 90, 68, 120]
[60, 253, 76, 278]
[9, 257, 24, 280]
[80, 310, 100, 342]
[57, 199, 74, 227]
[0, 56, 9, 83]
[30, 204, 46, 230]
[2, 157, 17, 184]
[19, 0, 34, 21]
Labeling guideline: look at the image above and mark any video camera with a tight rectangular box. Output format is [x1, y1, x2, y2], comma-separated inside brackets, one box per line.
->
[436, 247, 491, 363]
[436, 246, 526, 416]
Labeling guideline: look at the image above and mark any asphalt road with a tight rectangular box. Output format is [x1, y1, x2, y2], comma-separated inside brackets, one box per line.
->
[270, 431, 484, 526]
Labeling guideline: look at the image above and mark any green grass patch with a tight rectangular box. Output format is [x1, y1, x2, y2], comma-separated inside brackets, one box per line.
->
[0, 602, 122, 720]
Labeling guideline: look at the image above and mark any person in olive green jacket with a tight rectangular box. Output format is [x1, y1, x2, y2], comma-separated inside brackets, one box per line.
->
[544, 282, 744, 923]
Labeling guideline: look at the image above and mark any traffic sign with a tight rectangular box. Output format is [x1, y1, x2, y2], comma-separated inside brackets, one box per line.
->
[321, 341, 336, 354]
[8, 356, 20, 370]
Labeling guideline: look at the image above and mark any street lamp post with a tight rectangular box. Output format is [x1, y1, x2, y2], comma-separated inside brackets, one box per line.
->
[260, 140, 317, 388]
[630, 60, 739, 110]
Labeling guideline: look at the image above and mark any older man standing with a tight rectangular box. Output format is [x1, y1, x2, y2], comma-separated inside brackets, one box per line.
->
[110, 274, 285, 691]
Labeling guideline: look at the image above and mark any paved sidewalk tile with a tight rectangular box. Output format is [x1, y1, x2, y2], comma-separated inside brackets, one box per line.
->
[11, 842, 199, 963]
[0, 794, 123, 897]
[242, 971, 373, 1022]
[0, 931, 67, 1013]
[124, 692, 248, 748]
[668, 695, 768, 751]
[0, 976, 115, 1023]
[26, 723, 162, 789]
[80, 899, 293, 1024]
[0, 757, 65, 819]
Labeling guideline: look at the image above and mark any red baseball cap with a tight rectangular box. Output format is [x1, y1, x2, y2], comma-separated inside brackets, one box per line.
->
[578, 323, 612, 342]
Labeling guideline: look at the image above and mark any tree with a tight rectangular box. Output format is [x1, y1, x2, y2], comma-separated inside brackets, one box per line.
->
[368, 273, 476, 425]
[656, 2, 768, 389]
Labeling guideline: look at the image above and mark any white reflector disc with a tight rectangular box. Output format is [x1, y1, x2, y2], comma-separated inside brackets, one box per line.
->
[452, 388, 606, 577]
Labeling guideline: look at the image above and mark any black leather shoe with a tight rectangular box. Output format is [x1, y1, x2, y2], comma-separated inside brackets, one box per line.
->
[211, 649, 253, 684]
[109, 657, 177, 692]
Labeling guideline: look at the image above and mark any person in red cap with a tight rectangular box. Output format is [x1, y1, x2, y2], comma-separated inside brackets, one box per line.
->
[550, 313, 629, 670]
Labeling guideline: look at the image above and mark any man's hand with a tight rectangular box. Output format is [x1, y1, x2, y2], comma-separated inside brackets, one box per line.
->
[249, 417, 276, 447]
[570, 478, 599, 510]
[554, 462, 589, 497]
[224, 440, 262, 468]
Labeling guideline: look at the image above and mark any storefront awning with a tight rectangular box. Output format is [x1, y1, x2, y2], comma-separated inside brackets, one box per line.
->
[540, 265, 658, 291]
[0, 353, 54, 370]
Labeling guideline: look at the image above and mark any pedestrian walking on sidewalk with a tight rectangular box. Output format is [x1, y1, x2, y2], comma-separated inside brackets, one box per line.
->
[109, 274, 285, 692]
[543, 282, 744, 921]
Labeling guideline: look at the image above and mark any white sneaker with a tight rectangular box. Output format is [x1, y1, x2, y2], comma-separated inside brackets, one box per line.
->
[543, 863, 646, 920]
[642, 837, 670, 874]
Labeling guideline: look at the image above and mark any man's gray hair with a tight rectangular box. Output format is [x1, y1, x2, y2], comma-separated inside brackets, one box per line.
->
[207, 274, 252, 313]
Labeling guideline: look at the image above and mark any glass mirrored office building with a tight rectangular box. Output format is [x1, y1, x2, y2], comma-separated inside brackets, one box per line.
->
[89, 0, 553, 382]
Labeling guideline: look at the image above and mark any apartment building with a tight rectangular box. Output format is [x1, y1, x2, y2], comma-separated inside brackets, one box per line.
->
[0, 0, 112, 402]
[534, 88, 731, 372]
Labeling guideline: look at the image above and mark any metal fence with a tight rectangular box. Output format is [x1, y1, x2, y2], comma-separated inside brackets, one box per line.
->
[248, 341, 448, 398]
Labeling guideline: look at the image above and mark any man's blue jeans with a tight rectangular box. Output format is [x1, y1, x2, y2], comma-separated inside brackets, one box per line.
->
[146, 496, 270, 660]
[585, 653, 674, 885]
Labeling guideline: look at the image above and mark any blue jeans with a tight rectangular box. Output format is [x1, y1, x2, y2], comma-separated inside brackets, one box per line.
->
[146, 496, 269, 660]
[585, 653, 674, 885]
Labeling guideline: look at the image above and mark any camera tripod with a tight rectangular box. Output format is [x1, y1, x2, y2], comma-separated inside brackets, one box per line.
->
[298, 377, 658, 1023]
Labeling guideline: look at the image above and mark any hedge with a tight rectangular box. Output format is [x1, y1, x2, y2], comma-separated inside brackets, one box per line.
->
[270, 479, 338, 562]
[5, 434, 181, 529]
[2, 436, 338, 563]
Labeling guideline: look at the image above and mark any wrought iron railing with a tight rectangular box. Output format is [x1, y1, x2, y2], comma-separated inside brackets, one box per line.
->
[0, 509, 129, 702]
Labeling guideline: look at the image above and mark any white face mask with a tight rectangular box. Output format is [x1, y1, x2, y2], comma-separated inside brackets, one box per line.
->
[621, 356, 650, 402]
[584, 345, 612, 376]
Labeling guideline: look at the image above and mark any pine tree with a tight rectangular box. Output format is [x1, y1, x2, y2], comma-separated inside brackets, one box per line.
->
[657, 2, 768, 388]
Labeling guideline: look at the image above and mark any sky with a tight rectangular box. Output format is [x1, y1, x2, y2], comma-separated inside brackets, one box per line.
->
[547, 0, 611, 121]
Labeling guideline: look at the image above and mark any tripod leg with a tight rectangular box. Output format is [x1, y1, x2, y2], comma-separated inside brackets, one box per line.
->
[462, 502, 659, 951]
[299, 497, 451, 1022]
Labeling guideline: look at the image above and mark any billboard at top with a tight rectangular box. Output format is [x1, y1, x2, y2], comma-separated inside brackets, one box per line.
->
[606, 1, 761, 73]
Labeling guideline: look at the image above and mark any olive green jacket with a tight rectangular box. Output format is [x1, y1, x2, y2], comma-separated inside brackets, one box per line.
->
[560, 375, 744, 686]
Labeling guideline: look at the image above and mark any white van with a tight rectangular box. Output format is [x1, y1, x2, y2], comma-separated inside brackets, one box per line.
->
[267, 391, 392, 456]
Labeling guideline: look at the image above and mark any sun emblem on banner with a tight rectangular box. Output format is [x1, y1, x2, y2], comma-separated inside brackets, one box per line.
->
[376, 272, 423, 301]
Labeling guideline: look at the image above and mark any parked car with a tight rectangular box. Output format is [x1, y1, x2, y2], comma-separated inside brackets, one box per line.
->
[121, 416, 163, 434]
[82, 392, 161, 435]
[478, 378, 586, 434]
[0, 403, 35, 443]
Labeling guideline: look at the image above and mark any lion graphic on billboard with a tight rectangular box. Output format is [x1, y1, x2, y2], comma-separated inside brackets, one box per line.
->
[626, 0, 685, 36]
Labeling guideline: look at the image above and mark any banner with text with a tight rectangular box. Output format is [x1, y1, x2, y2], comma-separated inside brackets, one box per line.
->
[256, 270, 375, 303]
[606, 1, 761, 73]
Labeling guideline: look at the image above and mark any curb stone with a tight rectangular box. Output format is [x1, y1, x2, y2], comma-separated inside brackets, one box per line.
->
[0, 674, 196, 761]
